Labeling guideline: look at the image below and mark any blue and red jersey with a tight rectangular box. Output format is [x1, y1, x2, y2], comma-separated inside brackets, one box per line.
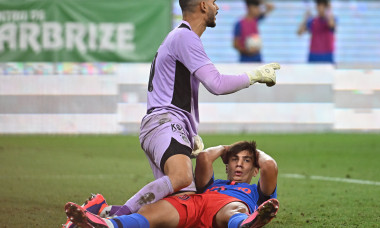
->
[202, 179, 277, 213]
[234, 15, 265, 62]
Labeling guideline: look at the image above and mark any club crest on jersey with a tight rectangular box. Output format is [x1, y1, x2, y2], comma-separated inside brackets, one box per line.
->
[177, 194, 190, 201]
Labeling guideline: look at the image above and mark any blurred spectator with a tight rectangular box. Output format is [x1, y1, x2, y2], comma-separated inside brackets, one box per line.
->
[297, 0, 336, 63]
[233, 0, 274, 62]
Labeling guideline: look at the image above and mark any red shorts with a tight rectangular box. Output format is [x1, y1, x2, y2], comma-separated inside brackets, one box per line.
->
[163, 191, 243, 228]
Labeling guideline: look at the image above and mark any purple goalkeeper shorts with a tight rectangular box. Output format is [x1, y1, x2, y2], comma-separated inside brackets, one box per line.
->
[139, 112, 196, 192]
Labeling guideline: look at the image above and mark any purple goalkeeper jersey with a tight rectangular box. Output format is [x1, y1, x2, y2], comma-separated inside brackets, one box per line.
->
[145, 21, 212, 138]
[144, 21, 250, 140]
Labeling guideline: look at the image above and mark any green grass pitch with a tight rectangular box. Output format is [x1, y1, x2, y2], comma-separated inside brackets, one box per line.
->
[0, 133, 379, 227]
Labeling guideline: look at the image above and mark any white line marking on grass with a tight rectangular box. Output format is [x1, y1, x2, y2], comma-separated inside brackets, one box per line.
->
[0, 173, 153, 180]
[282, 173, 380, 186]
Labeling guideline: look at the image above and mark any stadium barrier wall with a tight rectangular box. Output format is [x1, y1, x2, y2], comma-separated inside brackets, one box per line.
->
[0, 63, 379, 134]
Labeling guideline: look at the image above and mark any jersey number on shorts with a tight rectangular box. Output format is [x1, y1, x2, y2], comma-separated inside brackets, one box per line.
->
[148, 52, 158, 92]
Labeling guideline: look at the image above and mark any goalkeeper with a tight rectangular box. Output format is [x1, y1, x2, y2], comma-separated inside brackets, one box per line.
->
[105, 0, 280, 217]
[66, 140, 279, 228]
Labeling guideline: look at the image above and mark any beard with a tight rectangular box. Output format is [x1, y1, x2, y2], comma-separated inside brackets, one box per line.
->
[206, 10, 216, 28]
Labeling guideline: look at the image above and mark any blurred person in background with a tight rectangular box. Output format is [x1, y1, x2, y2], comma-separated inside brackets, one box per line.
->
[297, 0, 336, 63]
[233, 0, 274, 62]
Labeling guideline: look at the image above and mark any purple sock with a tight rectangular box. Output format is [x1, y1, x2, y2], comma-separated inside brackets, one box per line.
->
[115, 176, 173, 216]
[109, 205, 123, 216]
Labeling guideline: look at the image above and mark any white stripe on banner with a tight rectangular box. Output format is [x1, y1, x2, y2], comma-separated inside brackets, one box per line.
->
[282, 173, 380, 186]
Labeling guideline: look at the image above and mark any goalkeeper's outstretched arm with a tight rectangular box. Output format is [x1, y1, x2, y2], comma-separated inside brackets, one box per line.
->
[194, 62, 281, 95]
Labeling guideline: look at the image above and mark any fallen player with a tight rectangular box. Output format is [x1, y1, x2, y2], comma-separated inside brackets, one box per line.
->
[65, 140, 279, 228]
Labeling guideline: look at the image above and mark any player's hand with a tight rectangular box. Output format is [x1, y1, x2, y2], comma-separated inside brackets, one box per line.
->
[221, 145, 231, 164]
[246, 63, 281, 87]
[245, 46, 260, 55]
[190, 135, 204, 158]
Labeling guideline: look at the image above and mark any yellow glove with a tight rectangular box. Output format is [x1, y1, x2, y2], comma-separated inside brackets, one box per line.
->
[191, 135, 204, 158]
[246, 63, 281, 87]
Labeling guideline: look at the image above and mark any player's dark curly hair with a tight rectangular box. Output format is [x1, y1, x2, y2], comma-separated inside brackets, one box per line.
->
[245, 0, 261, 6]
[223, 141, 259, 168]
[316, 0, 329, 6]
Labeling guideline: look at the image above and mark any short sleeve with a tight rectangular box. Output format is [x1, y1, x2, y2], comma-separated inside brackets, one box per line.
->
[256, 180, 277, 206]
[257, 13, 265, 21]
[234, 21, 241, 37]
[306, 17, 313, 32]
[330, 16, 338, 32]
[196, 173, 215, 193]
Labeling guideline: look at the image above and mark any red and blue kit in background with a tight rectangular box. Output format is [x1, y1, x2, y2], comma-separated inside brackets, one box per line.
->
[234, 15, 265, 62]
[307, 16, 337, 63]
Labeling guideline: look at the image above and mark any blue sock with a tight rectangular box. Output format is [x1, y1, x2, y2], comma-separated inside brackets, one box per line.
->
[228, 213, 248, 228]
[109, 214, 150, 228]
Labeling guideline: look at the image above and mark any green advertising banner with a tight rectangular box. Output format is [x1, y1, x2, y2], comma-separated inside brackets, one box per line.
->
[0, 0, 172, 62]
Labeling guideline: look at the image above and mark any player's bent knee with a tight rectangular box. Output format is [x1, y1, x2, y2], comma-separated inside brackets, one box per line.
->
[164, 154, 194, 191]
[169, 172, 193, 191]
[138, 200, 180, 228]
[215, 202, 250, 227]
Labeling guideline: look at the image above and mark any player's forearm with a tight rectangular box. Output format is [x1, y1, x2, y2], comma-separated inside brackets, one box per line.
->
[234, 40, 245, 54]
[264, 2, 274, 14]
[194, 64, 250, 95]
[257, 150, 276, 169]
[324, 5, 335, 29]
[197, 145, 227, 164]
[195, 145, 226, 189]
[298, 10, 311, 35]
[326, 16, 335, 29]
[257, 149, 278, 195]
[297, 22, 307, 35]
[195, 152, 214, 189]
[195, 145, 228, 177]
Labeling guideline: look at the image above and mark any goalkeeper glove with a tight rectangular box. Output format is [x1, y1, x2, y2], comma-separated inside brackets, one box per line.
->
[190, 135, 204, 158]
[246, 63, 281, 87]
